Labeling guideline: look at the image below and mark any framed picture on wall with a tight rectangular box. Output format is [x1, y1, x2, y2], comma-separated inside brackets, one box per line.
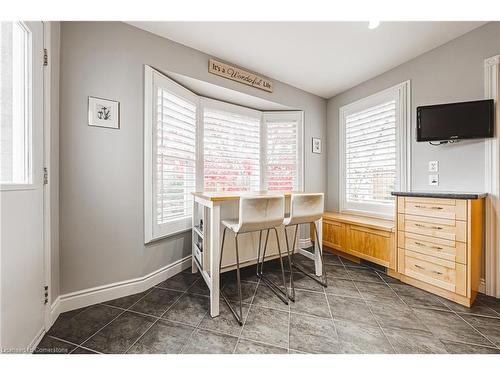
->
[312, 137, 322, 154]
[88, 96, 120, 129]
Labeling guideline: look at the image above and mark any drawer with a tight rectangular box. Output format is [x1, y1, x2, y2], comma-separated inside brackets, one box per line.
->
[399, 248, 466, 296]
[398, 213, 466, 242]
[402, 197, 466, 221]
[398, 231, 466, 264]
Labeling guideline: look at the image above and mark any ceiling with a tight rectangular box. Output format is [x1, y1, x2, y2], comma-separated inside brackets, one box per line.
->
[129, 22, 486, 98]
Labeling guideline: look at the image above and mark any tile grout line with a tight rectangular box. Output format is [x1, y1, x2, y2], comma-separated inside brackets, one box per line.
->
[45, 335, 103, 354]
[177, 272, 233, 354]
[233, 277, 261, 353]
[323, 282, 341, 352]
[376, 271, 491, 351]
[349, 269, 397, 354]
[178, 310, 210, 353]
[76, 287, 160, 352]
[375, 269, 499, 352]
[452, 310, 499, 349]
[123, 278, 200, 354]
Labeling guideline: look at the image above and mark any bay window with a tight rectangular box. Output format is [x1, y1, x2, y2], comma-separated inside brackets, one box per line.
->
[144, 66, 303, 242]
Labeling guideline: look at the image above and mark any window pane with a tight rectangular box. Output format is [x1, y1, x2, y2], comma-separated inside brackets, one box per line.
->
[155, 87, 197, 225]
[203, 108, 260, 192]
[265, 119, 298, 191]
[345, 100, 396, 205]
[0, 22, 30, 184]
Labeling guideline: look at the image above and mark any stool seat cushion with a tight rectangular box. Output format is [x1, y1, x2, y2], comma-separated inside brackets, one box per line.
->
[221, 218, 240, 233]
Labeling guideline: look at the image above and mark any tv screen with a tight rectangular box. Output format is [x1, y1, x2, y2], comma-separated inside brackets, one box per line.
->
[416, 99, 494, 142]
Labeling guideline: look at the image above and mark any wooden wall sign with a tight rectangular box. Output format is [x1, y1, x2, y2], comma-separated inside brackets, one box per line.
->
[208, 58, 273, 93]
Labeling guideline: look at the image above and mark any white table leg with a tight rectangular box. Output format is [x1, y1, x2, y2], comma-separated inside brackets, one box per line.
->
[209, 203, 221, 317]
[314, 217, 323, 277]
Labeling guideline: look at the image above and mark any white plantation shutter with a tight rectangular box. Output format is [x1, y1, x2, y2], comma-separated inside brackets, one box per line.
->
[263, 112, 303, 191]
[145, 67, 199, 242]
[202, 100, 261, 192]
[345, 100, 396, 205]
[340, 81, 410, 218]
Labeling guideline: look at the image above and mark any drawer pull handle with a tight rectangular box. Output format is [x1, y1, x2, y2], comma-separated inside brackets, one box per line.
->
[433, 270, 444, 276]
[414, 223, 443, 230]
[414, 205, 443, 210]
[414, 241, 443, 251]
[414, 264, 425, 270]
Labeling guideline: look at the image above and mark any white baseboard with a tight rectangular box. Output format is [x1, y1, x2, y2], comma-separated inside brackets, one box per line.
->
[27, 327, 46, 353]
[53, 256, 192, 319]
[50, 296, 62, 326]
[299, 238, 313, 249]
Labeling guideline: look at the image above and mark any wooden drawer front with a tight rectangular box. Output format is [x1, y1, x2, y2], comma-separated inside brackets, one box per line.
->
[403, 198, 466, 221]
[400, 249, 466, 296]
[398, 214, 466, 242]
[346, 225, 392, 267]
[398, 231, 466, 264]
[323, 220, 344, 251]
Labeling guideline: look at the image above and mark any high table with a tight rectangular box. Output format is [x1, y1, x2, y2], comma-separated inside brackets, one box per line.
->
[191, 191, 323, 317]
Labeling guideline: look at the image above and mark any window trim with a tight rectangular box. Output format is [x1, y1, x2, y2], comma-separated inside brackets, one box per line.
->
[144, 65, 199, 243]
[144, 66, 305, 243]
[338, 80, 411, 219]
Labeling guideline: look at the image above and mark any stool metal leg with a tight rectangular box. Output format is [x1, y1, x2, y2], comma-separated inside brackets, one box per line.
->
[219, 229, 243, 325]
[291, 222, 328, 287]
[284, 225, 297, 301]
[257, 227, 289, 305]
[256, 230, 263, 277]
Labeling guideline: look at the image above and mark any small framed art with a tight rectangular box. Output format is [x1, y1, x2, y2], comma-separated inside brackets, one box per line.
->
[88, 96, 120, 129]
[312, 137, 322, 154]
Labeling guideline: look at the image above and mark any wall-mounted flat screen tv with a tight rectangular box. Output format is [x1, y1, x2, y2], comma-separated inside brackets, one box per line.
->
[416, 99, 494, 142]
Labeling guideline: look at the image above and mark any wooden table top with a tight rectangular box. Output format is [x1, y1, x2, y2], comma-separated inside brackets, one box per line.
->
[192, 191, 303, 202]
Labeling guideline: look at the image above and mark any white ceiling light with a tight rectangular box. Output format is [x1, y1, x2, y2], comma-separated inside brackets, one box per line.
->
[368, 20, 380, 29]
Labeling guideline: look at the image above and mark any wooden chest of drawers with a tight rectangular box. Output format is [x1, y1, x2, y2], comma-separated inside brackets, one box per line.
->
[396, 195, 485, 307]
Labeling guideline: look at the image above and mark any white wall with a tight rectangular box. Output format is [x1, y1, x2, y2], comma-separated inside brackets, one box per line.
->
[326, 22, 500, 211]
[58, 22, 327, 296]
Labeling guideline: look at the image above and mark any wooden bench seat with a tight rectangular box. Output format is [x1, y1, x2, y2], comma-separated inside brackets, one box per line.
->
[314, 212, 396, 270]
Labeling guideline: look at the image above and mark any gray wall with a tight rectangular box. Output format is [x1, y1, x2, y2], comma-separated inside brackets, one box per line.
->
[326, 22, 500, 211]
[59, 22, 327, 295]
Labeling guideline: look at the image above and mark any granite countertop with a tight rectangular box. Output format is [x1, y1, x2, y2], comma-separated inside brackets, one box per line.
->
[391, 191, 487, 200]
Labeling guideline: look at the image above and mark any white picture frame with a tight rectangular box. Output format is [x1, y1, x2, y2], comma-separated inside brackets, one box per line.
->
[312, 137, 322, 154]
[88, 96, 120, 129]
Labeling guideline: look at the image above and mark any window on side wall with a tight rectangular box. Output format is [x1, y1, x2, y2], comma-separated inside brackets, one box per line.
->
[339, 81, 410, 218]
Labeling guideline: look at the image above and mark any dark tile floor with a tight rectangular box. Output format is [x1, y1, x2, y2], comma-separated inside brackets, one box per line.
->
[35, 252, 500, 354]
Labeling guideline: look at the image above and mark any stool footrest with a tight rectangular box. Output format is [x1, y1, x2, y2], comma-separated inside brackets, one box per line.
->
[220, 289, 243, 326]
[292, 263, 327, 287]
[257, 273, 290, 304]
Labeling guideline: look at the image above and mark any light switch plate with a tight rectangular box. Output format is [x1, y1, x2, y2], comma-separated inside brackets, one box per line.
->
[429, 161, 439, 172]
[429, 174, 439, 186]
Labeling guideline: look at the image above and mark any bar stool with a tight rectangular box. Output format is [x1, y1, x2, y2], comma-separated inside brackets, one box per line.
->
[219, 195, 288, 325]
[284, 193, 326, 300]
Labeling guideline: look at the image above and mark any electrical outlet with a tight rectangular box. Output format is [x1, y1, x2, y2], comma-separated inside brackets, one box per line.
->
[429, 174, 439, 186]
[429, 161, 439, 172]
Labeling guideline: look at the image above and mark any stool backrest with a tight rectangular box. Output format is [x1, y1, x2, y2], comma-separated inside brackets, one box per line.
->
[238, 195, 285, 233]
[287, 193, 324, 226]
